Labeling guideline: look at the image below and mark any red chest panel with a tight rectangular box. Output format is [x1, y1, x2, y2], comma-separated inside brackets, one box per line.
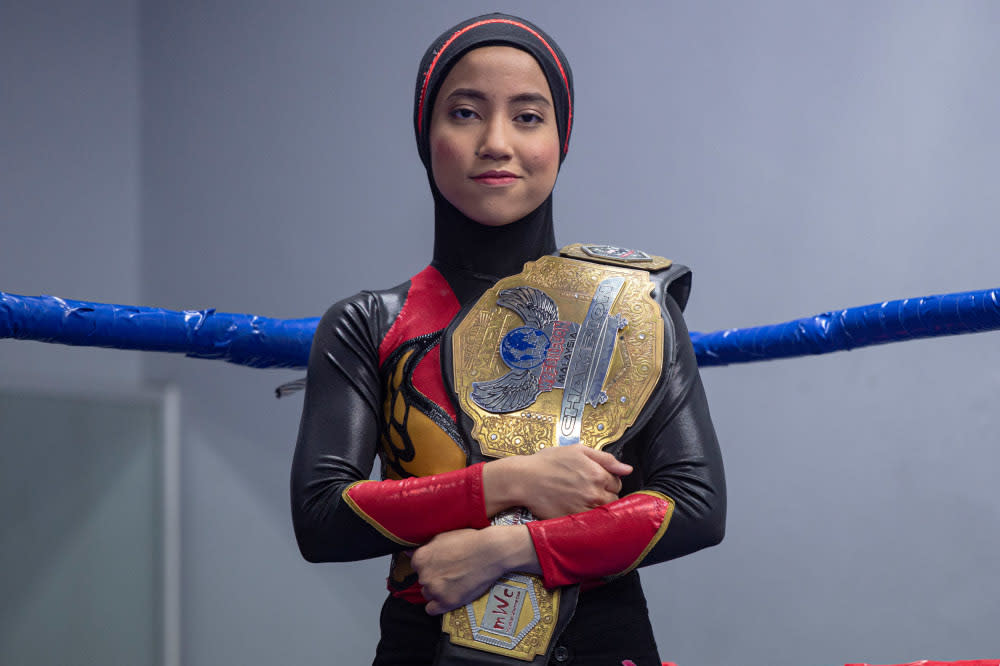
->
[377, 265, 465, 479]
[379, 265, 460, 419]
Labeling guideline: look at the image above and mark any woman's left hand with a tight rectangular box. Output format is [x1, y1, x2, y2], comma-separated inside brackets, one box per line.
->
[410, 525, 539, 615]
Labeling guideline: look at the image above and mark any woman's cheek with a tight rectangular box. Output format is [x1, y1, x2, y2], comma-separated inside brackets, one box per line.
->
[527, 143, 559, 171]
[431, 136, 462, 169]
[527, 148, 560, 187]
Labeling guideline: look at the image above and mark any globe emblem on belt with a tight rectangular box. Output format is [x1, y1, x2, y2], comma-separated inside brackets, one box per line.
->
[500, 327, 551, 370]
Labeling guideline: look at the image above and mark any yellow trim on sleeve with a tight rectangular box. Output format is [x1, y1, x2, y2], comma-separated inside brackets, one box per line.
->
[341, 480, 420, 548]
[606, 490, 675, 581]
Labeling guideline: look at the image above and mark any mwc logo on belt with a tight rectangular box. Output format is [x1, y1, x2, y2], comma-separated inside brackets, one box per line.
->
[460, 573, 543, 650]
[483, 581, 526, 635]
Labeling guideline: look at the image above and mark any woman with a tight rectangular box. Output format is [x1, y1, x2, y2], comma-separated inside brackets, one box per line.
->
[291, 13, 725, 665]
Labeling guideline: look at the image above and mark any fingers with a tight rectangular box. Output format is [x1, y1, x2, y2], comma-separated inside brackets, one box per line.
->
[421, 585, 444, 615]
[579, 447, 626, 500]
[420, 585, 447, 615]
[578, 444, 633, 477]
[590, 465, 623, 497]
[420, 582, 471, 616]
[587, 491, 618, 509]
[416, 569, 448, 616]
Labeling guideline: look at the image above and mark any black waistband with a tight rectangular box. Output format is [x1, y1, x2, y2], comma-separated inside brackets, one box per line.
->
[372, 571, 661, 666]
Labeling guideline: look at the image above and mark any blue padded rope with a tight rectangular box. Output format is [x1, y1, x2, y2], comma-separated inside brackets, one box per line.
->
[0, 293, 316, 369]
[689, 288, 1000, 367]
[3, 288, 999, 370]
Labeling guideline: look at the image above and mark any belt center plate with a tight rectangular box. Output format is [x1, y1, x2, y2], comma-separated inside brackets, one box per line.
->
[452, 255, 663, 457]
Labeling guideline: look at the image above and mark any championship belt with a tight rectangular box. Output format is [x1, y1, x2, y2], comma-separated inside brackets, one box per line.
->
[437, 253, 668, 664]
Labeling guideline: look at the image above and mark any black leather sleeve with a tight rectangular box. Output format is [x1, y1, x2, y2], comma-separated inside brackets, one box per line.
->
[290, 286, 408, 563]
[620, 290, 727, 565]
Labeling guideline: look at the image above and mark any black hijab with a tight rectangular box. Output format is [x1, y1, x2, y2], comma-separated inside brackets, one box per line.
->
[413, 13, 575, 303]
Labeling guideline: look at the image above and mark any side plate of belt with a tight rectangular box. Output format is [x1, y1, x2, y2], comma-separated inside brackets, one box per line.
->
[438, 254, 664, 664]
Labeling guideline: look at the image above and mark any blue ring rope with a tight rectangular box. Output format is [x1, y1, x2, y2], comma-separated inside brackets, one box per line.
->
[690, 287, 1000, 367]
[0, 294, 316, 369]
[2, 288, 998, 370]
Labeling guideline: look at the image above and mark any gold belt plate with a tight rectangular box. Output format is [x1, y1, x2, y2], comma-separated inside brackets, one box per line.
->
[441, 572, 559, 661]
[451, 255, 664, 458]
[443, 256, 664, 660]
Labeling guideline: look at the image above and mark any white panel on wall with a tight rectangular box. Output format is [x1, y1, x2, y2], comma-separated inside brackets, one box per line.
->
[0, 386, 179, 666]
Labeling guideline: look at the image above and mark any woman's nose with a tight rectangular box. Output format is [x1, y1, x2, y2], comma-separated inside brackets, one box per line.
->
[476, 117, 512, 161]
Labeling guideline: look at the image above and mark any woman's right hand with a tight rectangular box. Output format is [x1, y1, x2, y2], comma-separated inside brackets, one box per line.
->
[482, 444, 633, 519]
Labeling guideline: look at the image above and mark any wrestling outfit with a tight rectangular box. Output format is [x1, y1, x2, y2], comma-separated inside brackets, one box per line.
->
[291, 13, 725, 665]
[291, 247, 725, 665]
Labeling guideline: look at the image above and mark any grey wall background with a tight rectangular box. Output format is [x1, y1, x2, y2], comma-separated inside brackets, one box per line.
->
[0, 389, 164, 665]
[2, 1, 998, 665]
[1, 0, 142, 391]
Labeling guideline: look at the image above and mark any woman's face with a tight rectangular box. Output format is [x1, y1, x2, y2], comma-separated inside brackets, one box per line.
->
[429, 46, 560, 227]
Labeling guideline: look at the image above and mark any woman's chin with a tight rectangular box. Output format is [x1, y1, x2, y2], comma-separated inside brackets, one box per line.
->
[458, 204, 530, 227]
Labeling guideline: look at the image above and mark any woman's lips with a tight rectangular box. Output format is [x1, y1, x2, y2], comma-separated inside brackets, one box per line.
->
[472, 171, 520, 186]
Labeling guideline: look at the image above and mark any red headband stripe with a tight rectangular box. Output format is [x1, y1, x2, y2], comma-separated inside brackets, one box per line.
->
[417, 18, 573, 155]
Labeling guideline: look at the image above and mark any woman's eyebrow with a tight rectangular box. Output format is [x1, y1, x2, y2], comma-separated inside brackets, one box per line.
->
[445, 88, 551, 107]
[508, 92, 551, 107]
[446, 88, 488, 101]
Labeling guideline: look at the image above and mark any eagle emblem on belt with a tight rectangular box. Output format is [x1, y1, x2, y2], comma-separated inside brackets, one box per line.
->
[471, 285, 627, 415]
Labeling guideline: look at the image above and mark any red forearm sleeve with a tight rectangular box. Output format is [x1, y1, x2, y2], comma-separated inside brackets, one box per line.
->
[343, 462, 490, 546]
[525, 491, 674, 588]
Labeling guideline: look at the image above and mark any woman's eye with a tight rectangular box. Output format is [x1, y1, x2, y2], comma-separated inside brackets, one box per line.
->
[516, 112, 543, 124]
[450, 108, 478, 120]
